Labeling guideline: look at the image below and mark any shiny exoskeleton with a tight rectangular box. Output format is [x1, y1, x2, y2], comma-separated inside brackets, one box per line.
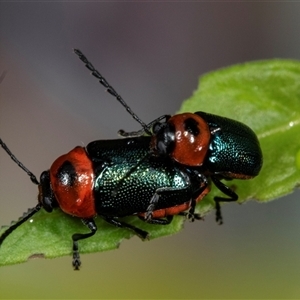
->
[47, 136, 209, 224]
[0, 49, 263, 271]
[120, 111, 263, 223]
[72, 49, 262, 196]
[150, 112, 262, 177]
[0, 136, 209, 270]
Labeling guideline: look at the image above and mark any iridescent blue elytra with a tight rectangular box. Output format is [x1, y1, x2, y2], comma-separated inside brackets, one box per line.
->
[196, 112, 263, 178]
[138, 110, 263, 226]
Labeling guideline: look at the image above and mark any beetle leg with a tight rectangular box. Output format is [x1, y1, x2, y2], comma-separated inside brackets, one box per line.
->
[118, 127, 147, 138]
[72, 218, 97, 270]
[211, 176, 238, 225]
[138, 215, 173, 225]
[182, 174, 209, 221]
[183, 198, 200, 222]
[118, 115, 171, 137]
[101, 215, 149, 240]
[179, 211, 203, 221]
[144, 186, 182, 221]
[179, 190, 207, 222]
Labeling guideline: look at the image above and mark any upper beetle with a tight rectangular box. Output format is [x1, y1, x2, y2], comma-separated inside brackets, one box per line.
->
[119, 111, 263, 223]
[75, 49, 263, 222]
[149, 112, 263, 221]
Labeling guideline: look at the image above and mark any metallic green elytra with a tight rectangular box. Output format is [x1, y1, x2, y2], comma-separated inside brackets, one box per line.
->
[127, 110, 263, 225]
[86, 136, 206, 217]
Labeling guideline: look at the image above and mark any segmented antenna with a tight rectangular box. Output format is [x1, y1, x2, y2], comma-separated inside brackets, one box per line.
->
[0, 139, 41, 247]
[0, 138, 39, 185]
[73, 49, 151, 135]
[0, 204, 42, 246]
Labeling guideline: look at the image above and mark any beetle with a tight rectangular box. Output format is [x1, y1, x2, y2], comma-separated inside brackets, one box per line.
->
[0, 136, 209, 269]
[0, 49, 262, 270]
[75, 49, 263, 224]
[120, 112, 263, 223]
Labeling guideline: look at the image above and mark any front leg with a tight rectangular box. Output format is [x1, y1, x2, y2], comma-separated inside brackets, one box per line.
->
[72, 218, 97, 270]
[118, 115, 171, 137]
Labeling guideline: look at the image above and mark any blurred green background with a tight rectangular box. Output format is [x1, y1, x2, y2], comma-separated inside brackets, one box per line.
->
[1, 3, 300, 299]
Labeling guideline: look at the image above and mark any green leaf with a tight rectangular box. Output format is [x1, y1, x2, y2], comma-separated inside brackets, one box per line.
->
[0, 209, 183, 266]
[1, 59, 300, 267]
[181, 59, 300, 211]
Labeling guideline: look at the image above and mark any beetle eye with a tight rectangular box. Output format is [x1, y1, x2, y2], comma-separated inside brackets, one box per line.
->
[153, 123, 175, 155]
[38, 171, 57, 212]
[152, 122, 163, 134]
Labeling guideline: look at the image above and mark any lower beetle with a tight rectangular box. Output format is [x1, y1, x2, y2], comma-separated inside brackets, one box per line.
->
[0, 136, 209, 269]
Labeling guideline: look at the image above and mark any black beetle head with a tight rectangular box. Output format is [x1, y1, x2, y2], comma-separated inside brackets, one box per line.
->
[151, 122, 176, 156]
[38, 171, 58, 213]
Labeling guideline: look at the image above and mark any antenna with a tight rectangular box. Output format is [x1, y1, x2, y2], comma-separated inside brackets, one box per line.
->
[0, 204, 42, 246]
[74, 49, 151, 135]
[0, 138, 39, 185]
[0, 139, 41, 247]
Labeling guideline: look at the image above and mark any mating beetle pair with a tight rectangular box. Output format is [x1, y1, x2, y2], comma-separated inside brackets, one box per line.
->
[0, 50, 263, 269]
